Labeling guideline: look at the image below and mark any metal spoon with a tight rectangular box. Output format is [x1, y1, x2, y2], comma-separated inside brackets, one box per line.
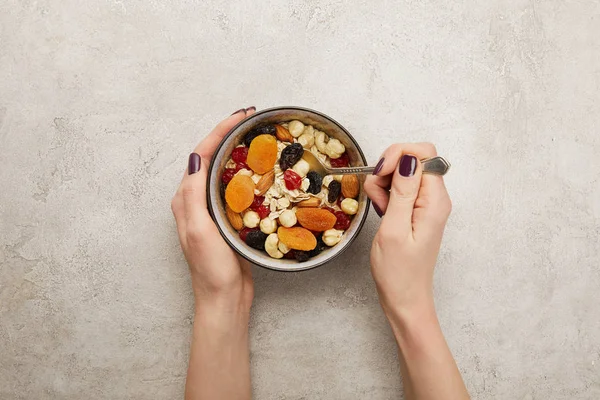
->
[301, 151, 451, 176]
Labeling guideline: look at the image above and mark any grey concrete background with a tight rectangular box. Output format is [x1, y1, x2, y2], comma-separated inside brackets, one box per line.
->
[1, 0, 599, 399]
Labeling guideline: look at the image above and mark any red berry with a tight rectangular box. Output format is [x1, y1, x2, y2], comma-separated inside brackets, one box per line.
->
[239, 227, 258, 242]
[283, 169, 302, 190]
[231, 147, 248, 163]
[250, 196, 266, 210]
[235, 161, 249, 172]
[334, 211, 351, 230]
[221, 168, 236, 184]
[330, 152, 349, 168]
[256, 205, 270, 219]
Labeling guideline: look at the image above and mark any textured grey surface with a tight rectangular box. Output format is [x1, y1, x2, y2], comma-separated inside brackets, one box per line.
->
[1, 1, 599, 399]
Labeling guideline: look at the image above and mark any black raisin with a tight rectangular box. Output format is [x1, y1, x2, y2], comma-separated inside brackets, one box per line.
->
[328, 180, 341, 203]
[243, 125, 277, 147]
[306, 171, 323, 194]
[309, 234, 327, 258]
[294, 250, 311, 262]
[279, 143, 304, 170]
[245, 230, 268, 250]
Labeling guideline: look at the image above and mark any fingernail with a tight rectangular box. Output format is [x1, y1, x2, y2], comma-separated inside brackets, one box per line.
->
[245, 106, 256, 113]
[399, 155, 417, 177]
[373, 203, 384, 218]
[372, 157, 385, 175]
[230, 108, 246, 116]
[188, 153, 201, 175]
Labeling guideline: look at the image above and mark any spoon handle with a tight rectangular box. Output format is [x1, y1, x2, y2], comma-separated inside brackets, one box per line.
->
[328, 156, 451, 176]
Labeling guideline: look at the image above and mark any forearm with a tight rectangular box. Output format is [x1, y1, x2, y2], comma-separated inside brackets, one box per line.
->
[385, 299, 469, 400]
[185, 303, 251, 400]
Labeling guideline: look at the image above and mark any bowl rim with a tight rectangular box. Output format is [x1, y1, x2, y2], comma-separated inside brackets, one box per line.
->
[206, 106, 371, 272]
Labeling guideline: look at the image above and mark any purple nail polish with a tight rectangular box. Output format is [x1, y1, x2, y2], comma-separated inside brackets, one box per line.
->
[188, 153, 201, 175]
[399, 155, 417, 177]
[230, 108, 246, 116]
[373, 203, 384, 218]
[245, 106, 256, 113]
[373, 157, 385, 175]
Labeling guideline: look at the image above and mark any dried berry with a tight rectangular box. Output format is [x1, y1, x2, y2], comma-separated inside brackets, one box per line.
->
[309, 234, 327, 257]
[328, 180, 341, 203]
[239, 227, 258, 242]
[221, 168, 236, 185]
[330, 152, 349, 168]
[322, 206, 336, 214]
[247, 134, 278, 174]
[279, 143, 304, 170]
[283, 169, 302, 190]
[235, 161, 250, 172]
[231, 147, 249, 163]
[283, 250, 296, 259]
[249, 196, 266, 210]
[243, 125, 277, 147]
[294, 250, 311, 262]
[306, 171, 323, 194]
[245, 230, 268, 250]
[333, 211, 351, 230]
[255, 205, 270, 219]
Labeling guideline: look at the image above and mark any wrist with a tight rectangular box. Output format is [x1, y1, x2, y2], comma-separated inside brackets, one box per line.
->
[381, 296, 439, 344]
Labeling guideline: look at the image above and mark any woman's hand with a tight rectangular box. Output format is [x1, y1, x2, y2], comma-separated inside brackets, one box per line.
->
[171, 107, 255, 313]
[364, 143, 452, 317]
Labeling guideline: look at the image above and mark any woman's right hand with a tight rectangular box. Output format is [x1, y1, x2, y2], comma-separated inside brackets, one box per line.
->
[364, 143, 452, 319]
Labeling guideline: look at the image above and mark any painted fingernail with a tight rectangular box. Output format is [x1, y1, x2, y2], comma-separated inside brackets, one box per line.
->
[372, 157, 385, 175]
[373, 203, 384, 218]
[230, 108, 246, 116]
[245, 106, 256, 113]
[399, 155, 417, 177]
[188, 153, 201, 175]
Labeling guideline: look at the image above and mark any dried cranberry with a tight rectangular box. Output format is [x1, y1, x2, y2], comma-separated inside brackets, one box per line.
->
[250, 196, 266, 210]
[231, 147, 248, 163]
[283, 169, 302, 190]
[329, 152, 349, 168]
[255, 205, 270, 219]
[239, 227, 258, 242]
[334, 211, 351, 230]
[235, 161, 249, 172]
[221, 168, 236, 184]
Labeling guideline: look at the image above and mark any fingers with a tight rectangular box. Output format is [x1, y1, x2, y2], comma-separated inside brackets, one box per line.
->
[194, 107, 254, 160]
[181, 153, 211, 232]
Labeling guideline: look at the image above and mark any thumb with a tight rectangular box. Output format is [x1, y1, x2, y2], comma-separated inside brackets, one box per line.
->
[381, 154, 422, 239]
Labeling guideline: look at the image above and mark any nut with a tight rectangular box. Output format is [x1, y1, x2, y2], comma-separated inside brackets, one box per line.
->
[341, 175, 359, 199]
[235, 168, 253, 177]
[325, 138, 345, 159]
[323, 229, 343, 246]
[301, 177, 310, 192]
[315, 131, 329, 154]
[265, 233, 284, 259]
[292, 159, 310, 177]
[260, 217, 278, 234]
[322, 175, 334, 188]
[275, 125, 294, 142]
[279, 209, 297, 227]
[332, 175, 343, 182]
[341, 198, 359, 215]
[298, 130, 315, 148]
[226, 205, 244, 230]
[278, 240, 290, 254]
[297, 197, 321, 207]
[276, 197, 290, 209]
[255, 169, 275, 196]
[243, 210, 260, 228]
[288, 120, 305, 137]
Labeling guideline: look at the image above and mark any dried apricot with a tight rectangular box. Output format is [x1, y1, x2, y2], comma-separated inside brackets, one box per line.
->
[246, 134, 277, 174]
[277, 227, 317, 251]
[225, 175, 255, 213]
[295, 208, 337, 232]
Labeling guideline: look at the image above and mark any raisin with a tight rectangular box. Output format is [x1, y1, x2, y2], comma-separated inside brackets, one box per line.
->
[231, 147, 249, 163]
[328, 180, 341, 203]
[283, 169, 302, 190]
[221, 168, 236, 185]
[309, 234, 327, 258]
[279, 143, 304, 170]
[306, 171, 322, 194]
[333, 211, 351, 230]
[294, 250, 311, 262]
[283, 250, 296, 259]
[245, 230, 268, 250]
[243, 125, 277, 147]
[330, 152, 349, 168]
[239, 227, 257, 242]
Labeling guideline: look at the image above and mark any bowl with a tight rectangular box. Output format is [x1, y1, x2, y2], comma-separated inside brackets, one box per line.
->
[207, 106, 371, 272]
